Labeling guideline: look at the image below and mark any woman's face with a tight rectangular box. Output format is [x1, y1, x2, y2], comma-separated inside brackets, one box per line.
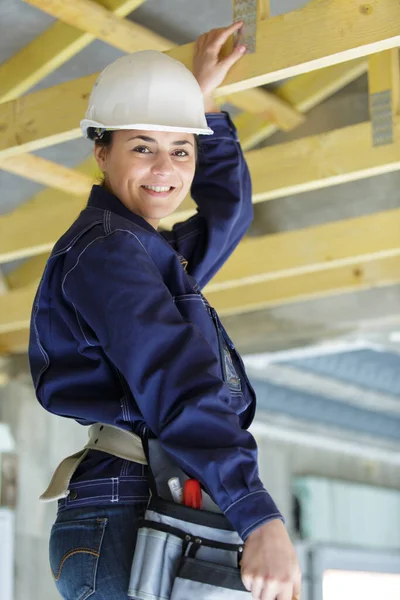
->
[94, 129, 197, 229]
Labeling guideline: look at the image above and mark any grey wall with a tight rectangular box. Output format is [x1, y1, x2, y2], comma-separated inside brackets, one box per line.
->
[0, 379, 86, 600]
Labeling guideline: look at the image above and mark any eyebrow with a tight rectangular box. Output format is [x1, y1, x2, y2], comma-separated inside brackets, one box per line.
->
[127, 135, 193, 147]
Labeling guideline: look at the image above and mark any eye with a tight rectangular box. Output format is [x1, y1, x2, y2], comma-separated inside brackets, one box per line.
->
[133, 145, 152, 154]
[172, 149, 190, 157]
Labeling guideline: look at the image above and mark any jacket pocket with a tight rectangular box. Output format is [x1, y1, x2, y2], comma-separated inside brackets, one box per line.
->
[49, 517, 107, 600]
[208, 308, 242, 392]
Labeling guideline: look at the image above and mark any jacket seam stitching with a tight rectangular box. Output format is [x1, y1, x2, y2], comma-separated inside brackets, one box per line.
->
[241, 513, 282, 540]
[225, 490, 267, 513]
[62, 229, 155, 351]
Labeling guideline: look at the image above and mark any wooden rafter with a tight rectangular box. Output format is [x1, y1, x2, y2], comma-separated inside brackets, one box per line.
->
[0, 154, 94, 195]
[1, 119, 400, 264]
[23, 0, 173, 53]
[2, 0, 400, 158]
[6, 255, 48, 290]
[219, 88, 305, 132]
[0, 330, 30, 355]
[0, 0, 147, 103]
[207, 207, 400, 292]
[257, 0, 270, 21]
[0, 270, 8, 294]
[169, 0, 400, 93]
[208, 255, 400, 316]
[237, 58, 369, 149]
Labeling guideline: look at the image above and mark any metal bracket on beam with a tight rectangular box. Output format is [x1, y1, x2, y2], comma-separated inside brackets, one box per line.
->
[233, 0, 258, 54]
[370, 90, 394, 146]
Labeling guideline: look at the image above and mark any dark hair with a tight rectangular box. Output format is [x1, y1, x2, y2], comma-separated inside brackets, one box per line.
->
[89, 128, 201, 164]
[87, 127, 113, 147]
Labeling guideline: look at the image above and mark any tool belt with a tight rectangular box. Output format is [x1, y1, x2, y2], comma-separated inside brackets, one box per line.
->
[41, 423, 251, 598]
[40, 423, 146, 502]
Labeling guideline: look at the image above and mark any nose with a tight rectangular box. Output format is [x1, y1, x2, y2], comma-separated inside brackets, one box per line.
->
[151, 152, 173, 177]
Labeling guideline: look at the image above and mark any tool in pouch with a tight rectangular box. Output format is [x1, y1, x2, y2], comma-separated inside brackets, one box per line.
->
[128, 431, 251, 599]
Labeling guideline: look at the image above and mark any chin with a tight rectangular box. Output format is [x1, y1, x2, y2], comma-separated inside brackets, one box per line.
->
[144, 201, 185, 221]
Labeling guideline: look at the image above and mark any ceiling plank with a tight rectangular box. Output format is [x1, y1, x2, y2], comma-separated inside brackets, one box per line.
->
[206, 207, 400, 293]
[2, 0, 400, 157]
[23, 0, 173, 53]
[0, 0, 147, 103]
[6, 255, 48, 290]
[1, 119, 400, 263]
[236, 58, 368, 149]
[257, 0, 270, 21]
[0, 153, 94, 195]
[394, 49, 400, 116]
[0, 285, 37, 334]
[220, 87, 305, 132]
[245, 118, 400, 203]
[208, 255, 400, 316]
[0, 329, 30, 355]
[0, 270, 8, 294]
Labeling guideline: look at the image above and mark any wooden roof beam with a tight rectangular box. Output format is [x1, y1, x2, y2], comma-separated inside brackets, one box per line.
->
[0, 154, 94, 195]
[23, 0, 173, 53]
[0, 1, 148, 103]
[2, 0, 400, 158]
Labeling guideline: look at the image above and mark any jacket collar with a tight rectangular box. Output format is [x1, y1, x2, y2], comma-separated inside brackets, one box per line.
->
[87, 185, 158, 234]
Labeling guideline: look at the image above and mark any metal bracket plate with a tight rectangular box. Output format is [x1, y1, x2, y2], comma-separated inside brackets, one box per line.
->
[233, 0, 258, 54]
[370, 90, 394, 147]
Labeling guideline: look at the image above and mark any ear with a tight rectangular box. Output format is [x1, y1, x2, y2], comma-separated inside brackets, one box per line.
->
[94, 144, 108, 172]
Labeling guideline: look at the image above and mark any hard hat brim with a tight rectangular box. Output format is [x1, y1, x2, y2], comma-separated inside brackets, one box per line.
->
[81, 119, 214, 138]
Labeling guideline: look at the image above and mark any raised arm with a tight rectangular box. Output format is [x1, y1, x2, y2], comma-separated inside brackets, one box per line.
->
[162, 24, 253, 288]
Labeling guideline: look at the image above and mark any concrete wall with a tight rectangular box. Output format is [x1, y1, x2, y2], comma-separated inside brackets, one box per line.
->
[0, 378, 86, 600]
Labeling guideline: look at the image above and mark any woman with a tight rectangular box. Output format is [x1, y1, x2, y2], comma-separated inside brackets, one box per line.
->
[29, 22, 301, 600]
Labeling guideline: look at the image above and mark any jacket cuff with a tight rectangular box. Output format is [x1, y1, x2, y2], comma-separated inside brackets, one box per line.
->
[205, 111, 238, 141]
[224, 490, 284, 541]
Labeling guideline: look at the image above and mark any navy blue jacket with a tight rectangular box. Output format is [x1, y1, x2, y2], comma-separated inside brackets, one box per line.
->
[29, 112, 282, 540]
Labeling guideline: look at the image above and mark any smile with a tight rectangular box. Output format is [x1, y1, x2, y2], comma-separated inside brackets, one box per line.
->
[142, 185, 174, 193]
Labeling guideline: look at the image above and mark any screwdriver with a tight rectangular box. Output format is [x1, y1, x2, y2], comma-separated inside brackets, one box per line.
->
[183, 479, 202, 509]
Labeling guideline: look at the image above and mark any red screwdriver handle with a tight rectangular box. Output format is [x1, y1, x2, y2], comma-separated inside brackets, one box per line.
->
[183, 479, 202, 509]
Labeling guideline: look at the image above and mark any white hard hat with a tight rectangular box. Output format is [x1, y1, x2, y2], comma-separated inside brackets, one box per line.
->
[81, 50, 214, 138]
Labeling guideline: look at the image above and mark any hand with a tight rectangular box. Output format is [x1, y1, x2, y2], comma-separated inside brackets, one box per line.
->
[193, 22, 246, 112]
[241, 519, 302, 600]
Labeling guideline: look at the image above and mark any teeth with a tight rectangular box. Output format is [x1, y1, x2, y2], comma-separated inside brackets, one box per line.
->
[143, 185, 171, 192]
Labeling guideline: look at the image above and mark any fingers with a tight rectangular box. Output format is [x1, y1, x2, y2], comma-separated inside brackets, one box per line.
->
[214, 20, 244, 48]
[292, 571, 302, 600]
[260, 580, 280, 600]
[243, 576, 295, 600]
[196, 21, 244, 53]
[275, 584, 294, 600]
[219, 43, 246, 70]
[247, 576, 264, 599]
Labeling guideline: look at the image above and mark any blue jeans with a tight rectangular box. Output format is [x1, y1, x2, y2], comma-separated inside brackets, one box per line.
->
[49, 503, 147, 599]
